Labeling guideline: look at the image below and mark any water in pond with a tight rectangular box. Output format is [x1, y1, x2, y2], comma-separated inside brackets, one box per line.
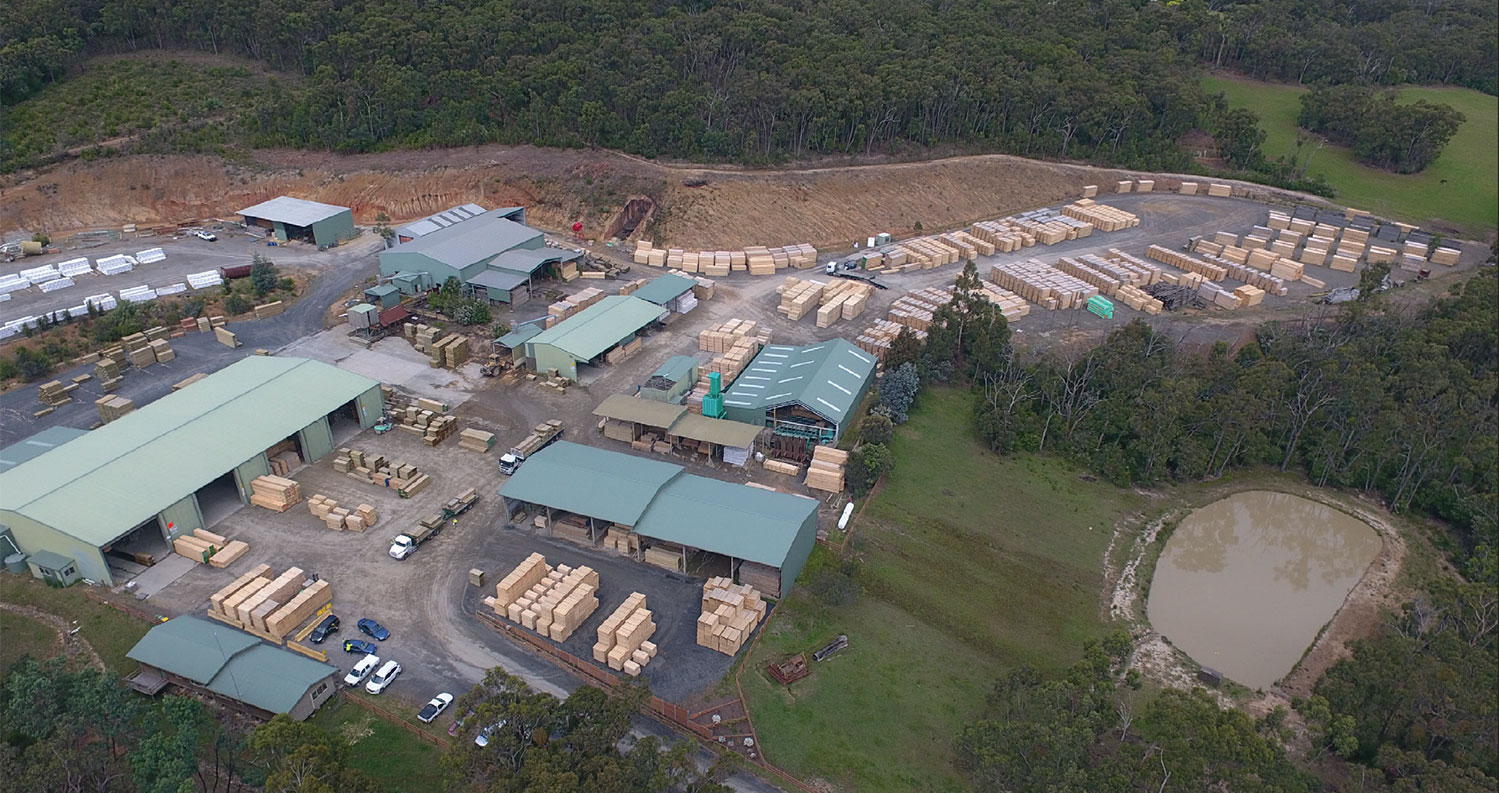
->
[1147, 490, 1381, 690]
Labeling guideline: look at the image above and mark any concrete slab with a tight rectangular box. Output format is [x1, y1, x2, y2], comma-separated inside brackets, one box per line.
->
[124, 554, 199, 598]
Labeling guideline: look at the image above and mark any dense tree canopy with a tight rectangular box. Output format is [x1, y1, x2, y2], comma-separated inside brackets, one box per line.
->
[1298, 85, 1466, 173]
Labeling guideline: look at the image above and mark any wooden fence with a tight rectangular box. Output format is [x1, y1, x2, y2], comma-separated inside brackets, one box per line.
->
[339, 691, 448, 747]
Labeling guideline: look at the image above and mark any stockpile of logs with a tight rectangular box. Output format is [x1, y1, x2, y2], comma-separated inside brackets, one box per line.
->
[249, 476, 302, 512]
[1061, 200, 1140, 232]
[989, 259, 1098, 311]
[1146, 245, 1227, 282]
[697, 577, 767, 656]
[595, 593, 657, 676]
[805, 445, 848, 492]
[855, 319, 927, 362]
[333, 448, 432, 498]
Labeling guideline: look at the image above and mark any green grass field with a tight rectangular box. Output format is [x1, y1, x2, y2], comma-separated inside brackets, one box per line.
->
[0, 575, 154, 673]
[1202, 74, 1498, 236]
[742, 388, 1138, 793]
[309, 696, 446, 793]
[0, 609, 59, 677]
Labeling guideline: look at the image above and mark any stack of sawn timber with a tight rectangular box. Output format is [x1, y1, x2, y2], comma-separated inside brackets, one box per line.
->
[459, 428, 495, 453]
[172, 528, 249, 568]
[594, 593, 657, 677]
[487, 553, 600, 643]
[697, 577, 767, 656]
[805, 445, 847, 492]
[206, 564, 333, 641]
[249, 476, 302, 512]
[1060, 200, 1139, 232]
[308, 495, 377, 531]
[332, 448, 432, 498]
[989, 260, 1098, 311]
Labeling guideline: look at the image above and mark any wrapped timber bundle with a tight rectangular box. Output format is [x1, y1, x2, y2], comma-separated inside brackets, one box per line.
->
[697, 577, 767, 656]
[594, 593, 657, 676]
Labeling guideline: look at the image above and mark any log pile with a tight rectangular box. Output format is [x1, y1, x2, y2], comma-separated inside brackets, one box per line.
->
[249, 475, 302, 512]
[805, 445, 847, 492]
[697, 577, 767, 656]
[594, 593, 657, 676]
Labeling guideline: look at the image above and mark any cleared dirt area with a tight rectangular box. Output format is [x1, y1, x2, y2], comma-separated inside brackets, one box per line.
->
[2, 145, 1216, 250]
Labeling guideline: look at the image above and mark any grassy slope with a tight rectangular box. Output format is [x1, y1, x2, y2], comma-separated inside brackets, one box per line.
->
[309, 697, 446, 793]
[1202, 74, 1498, 236]
[742, 389, 1137, 793]
[0, 609, 59, 677]
[0, 575, 153, 672]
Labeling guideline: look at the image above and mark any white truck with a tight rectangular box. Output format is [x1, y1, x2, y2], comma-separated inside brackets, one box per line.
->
[388, 515, 442, 560]
[498, 419, 563, 475]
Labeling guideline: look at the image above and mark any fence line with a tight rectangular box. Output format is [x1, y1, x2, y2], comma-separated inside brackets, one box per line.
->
[339, 691, 448, 747]
[82, 588, 163, 623]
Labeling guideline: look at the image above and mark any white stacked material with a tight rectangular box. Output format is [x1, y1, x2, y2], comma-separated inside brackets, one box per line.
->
[0, 275, 29, 295]
[38, 277, 75, 293]
[97, 255, 135, 275]
[187, 269, 223, 289]
[0, 293, 10, 303]
[156, 283, 188, 296]
[63, 304, 89, 319]
[84, 293, 117, 311]
[20, 265, 59, 284]
[57, 257, 94, 277]
[120, 285, 157, 303]
[135, 248, 166, 264]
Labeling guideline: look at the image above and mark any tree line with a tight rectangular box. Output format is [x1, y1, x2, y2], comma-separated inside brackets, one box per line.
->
[1, 0, 1491, 176]
[1298, 85, 1466, 173]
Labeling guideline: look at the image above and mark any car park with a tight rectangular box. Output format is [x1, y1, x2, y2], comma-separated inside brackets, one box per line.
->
[308, 614, 340, 644]
[417, 693, 453, 723]
[365, 660, 402, 694]
[343, 654, 380, 687]
[357, 618, 390, 641]
[342, 639, 377, 655]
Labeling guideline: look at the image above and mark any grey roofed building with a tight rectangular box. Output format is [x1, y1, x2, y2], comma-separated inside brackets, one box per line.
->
[394, 203, 495, 242]
[237, 196, 349, 227]
[382, 209, 542, 276]
[720, 338, 876, 444]
[632, 273, 698, 306]
[0, 426, 88, 472]
[493, 247, 580, 276]
[237, 196, 356, 248]
[126, 616, 339, 720]
[468, 268, 531, 292]
[500, 440, 683, 526]
[499, 441, 816, 596]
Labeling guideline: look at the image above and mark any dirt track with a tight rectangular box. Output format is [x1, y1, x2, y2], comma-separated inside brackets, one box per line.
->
[0, 146, 1140, 249]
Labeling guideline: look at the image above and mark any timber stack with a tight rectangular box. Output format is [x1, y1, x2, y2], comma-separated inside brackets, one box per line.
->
[458, 428, 496, 453]
[805, 445, 848, 492]
[697, 577, 767, 656]
[249, 475, 302, 512]
[594, 593, 657, 676]
[332, 448, 432, 498]
[308, 495, 377, 531]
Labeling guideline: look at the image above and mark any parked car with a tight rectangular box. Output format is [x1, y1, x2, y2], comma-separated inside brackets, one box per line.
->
[308, 614, 341, 644]
[365, 660, 402, 694]
[474, 720, 507, 747]
[448, 710, 473, 737]
[195, 230, 217, 241]
[357, 618, 390, 641]
[342, 639, 377, 655]
[417, 693, 454, 724]
[343, 654, 380, 687]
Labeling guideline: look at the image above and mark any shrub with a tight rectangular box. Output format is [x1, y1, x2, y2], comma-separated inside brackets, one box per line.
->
[249, 254, 278, 297]
[224, 294, 252, 315]
[810, 559, 861, 606]
[847, 442, 894, 496]
[13, 346, 52, 381]
[859, 411, 894, 445]
[454, 299, 492, 326]
[877, 362, 919, 423]
[0, 357, 19, 381]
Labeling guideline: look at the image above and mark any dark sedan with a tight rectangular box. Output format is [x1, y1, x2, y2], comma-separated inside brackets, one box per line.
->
[342, 639, 377, 655]
[357, 618, 390, 641]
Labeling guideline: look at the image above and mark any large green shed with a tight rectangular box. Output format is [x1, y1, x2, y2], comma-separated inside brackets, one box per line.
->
[238, 196, 356, 248]
[523, 295, 666, 381]
[721, 339, 876, 447]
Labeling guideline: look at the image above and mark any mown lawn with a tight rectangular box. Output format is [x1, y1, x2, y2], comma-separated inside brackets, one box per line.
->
[0, 609, 59, 677]
[309, 696, 446, 793]
[0, 575, 154, 673]
[742, 388, 1138, 793]
[1202, 73, 1498, 236]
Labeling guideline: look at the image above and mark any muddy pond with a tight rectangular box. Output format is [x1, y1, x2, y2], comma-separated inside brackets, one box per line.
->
[1146, 490, 1381, 690]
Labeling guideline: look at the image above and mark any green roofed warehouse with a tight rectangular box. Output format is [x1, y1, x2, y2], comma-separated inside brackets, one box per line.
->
[721, 338, 876, 452]
[500, 441, 817, 596]
[0, 357, 383, 585]
[522, 295, 666, 381]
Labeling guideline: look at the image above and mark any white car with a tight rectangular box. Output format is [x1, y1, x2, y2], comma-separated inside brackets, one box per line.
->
[474, 720, 507, 747]
[195, 230, 217, 241]
[344, 654, 380, 687]
[365, 659, 402, 694]
[417, 693, 453, 723]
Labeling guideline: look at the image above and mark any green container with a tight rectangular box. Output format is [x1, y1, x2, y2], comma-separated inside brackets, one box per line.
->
[1087, 295, 1114, 319]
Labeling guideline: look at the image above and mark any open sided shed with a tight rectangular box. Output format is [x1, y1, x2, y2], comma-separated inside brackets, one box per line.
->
[238, 196, 355, 248]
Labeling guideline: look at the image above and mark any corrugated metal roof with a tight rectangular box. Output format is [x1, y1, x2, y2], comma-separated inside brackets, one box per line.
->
[494, 248, 578, 275]
[0, 426, 88, 472]
[237, 196, 349, 227]
[652, 355, 698, 383]
[128, 616, 337, 714]
[721, 338, 875, 424]
[468, 268, 529, 291]
[496, 323, 544, 348]
[525, 296, 665, 362]
[385, 208, 543, 271]
[666, 413, 763, 448]
[0, 357, 379, 546]
[500, 441, 683, 526]
[365, 284, 400, 298]
[593, 394, 687, 428]
[632, 273, 697, 306]
[394, 203, 491, 239]
[635, 474, 816, 567]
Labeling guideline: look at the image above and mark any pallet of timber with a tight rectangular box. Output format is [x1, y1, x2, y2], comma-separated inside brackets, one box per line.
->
[804, 445, 848, 492]
[249, 475, 301, 511]
[209, 565, 272, 616]
[1146, 245, 1227, 281]
[265, 579, 333, 639]
[458, 428, 495, 452]
[697, 577, 767, 656]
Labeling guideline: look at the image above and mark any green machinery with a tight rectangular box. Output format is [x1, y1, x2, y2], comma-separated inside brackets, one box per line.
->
[702, 371, 725, 418]
[1086, 295, 1114, 319]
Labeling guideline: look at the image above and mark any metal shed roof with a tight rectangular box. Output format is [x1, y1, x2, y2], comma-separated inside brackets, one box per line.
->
[632, 273, 697, 306]
[127, 616, 337, 714]
[651, 355, 698, 383]
[237, 196, 350, 227]
[365, 284, 400, 298]
[499, 441, 683, 526]
[525, 296, 666, 362]
[468, 268, 530, 291]
[496, 323, 544, 349]
[721, 338, 876, 424]
[635, 474, 816, 568]
[593, 394, 686, 428]
[0, 426, 88, 472]
[666, 413, 762, 448]
[386, 209, 543, 270]
[0, 357, 379, 546]
[394, 203, 488, 239]
[494, 248, 579, 275]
